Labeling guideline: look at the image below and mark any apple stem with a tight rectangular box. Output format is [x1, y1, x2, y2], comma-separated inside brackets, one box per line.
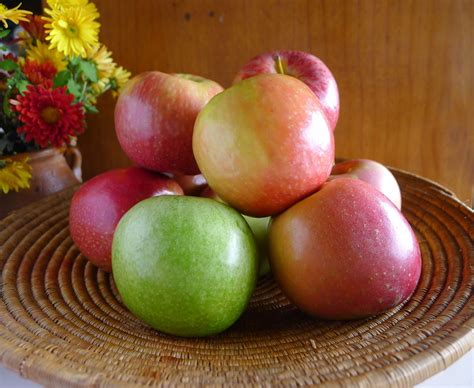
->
[275, 55, 286, 75]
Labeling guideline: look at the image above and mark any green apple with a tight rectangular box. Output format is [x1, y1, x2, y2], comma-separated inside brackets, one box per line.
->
[243, 215, 271, 277]
[112, 195, 258, 337]
[201, 187, 271, 277]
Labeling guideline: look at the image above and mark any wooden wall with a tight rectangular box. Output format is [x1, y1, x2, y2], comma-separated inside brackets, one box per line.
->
[82, 0, 473, 204]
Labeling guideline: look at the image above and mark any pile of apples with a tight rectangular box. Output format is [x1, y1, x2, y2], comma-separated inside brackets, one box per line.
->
[69, 50, 422, 337]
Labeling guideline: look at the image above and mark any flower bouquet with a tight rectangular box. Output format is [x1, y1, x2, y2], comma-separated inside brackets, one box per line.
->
[0, 0, 130, 195]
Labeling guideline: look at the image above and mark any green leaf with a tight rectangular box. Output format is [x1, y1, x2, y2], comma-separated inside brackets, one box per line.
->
[54, 70, 72, 87]
[0, 29, 10, 39]
[17, 80, 30, 94]
[84, 103, 99, 114]
[67, 78, 82, 98]
[69, 56, 81, 67]
[6, 77, 15, 87]
[2, 95, 12, 117]
[0, 60, 19, 72]
[79, 60, 98, 82]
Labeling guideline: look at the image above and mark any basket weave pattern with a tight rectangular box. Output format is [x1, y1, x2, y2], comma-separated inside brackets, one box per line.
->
[0, 169, 472, 387]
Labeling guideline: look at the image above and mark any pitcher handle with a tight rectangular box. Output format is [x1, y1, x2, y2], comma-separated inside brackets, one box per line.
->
[64, 146, 83, 182]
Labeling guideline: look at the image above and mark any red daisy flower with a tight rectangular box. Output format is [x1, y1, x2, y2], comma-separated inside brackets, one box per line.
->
[22, 59, 57, 85]
[13, 85, 85, 148]
[19, 15, 47, 41]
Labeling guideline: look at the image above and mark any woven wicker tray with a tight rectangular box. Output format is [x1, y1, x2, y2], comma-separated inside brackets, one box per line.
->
[0, 169, 472, 387]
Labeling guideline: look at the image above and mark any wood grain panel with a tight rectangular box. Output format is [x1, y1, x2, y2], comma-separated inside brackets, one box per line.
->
[81, 0, 473, 204]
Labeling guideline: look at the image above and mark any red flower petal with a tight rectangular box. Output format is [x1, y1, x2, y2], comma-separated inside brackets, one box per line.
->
[13, 84, 85, 148]
[22, 59, 57, 85]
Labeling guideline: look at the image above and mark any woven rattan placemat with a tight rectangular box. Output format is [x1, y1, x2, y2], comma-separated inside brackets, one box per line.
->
[0, 168, 472, 387]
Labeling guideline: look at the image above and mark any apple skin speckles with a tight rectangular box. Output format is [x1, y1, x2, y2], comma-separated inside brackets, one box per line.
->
[193, 74, 334, 217]
[268, 178, 422, 320]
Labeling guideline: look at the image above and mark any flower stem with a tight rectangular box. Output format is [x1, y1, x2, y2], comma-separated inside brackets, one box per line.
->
[79, 80, 88, 102]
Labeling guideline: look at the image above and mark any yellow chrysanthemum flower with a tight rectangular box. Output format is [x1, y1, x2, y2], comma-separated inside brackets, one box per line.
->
[26, 41, 67, 71]
[86, 92, 97, 105]
[46, 0, 90, 8]
[45, 0, 99, 22]
[111, 66, 131, 96]
[89, 44, 114, 79]
[0, 158, 32, 194]
[0, 3, 32, 28]
[88, 45, 116, 95]
[43, 4, 100, 57]
[91, 77, 108, 95]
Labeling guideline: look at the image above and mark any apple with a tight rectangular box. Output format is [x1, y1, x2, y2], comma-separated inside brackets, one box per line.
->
[244, 215, 271, 277]
[268, 178, 422, 320]
[233, 50, 339, 131]
[112, 195, 258, 337]
[193, 73, 335, 217]
[115, 71, 223, 175]
[330, 159, 402, 209]
[69, 167, 183, 272]
[172, 173, 207, 196]
[201, 186, 271, 277]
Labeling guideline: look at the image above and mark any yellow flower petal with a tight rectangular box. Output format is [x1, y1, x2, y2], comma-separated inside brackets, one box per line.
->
[46, 0, 90, 9]
[26, 41, 67, 72]
[0, 158, 32, 194]
[111, 66, 131, 96]
[89, 44, 115, 79]
[43, 4, 100, 58]
[0, 3, 32, 28]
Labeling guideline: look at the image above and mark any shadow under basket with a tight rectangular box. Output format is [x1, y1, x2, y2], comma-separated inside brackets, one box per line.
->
[0, 168, 472, 387]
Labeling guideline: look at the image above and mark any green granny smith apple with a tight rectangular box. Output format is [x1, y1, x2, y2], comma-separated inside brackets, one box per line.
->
[112, 195, 258, 337]
[243, 215, 271, 277]
[201, 187, 271, 277]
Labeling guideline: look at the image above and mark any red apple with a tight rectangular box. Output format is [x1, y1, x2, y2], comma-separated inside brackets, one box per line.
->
[69, 167, 183, 272]
[330, 159, 402, 210]
[115, 72, 223, 175]
[268, 178, 421, 320]
[172, 173, 207, 196]
[233, 50, 339, 131]
[193, 73, 335, 217]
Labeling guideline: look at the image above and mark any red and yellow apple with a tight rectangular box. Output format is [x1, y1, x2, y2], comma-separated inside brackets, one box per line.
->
[115, 71, 223, 175]
[233, 50, 339, 131]
[330, 159, 402, 209]
[69, 167, 183, 272]
[268, 178, 421, 320]
[193, 73, 335, 217]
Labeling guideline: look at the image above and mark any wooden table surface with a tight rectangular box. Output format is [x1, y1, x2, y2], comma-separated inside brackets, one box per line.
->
[79, 0, 472, 204]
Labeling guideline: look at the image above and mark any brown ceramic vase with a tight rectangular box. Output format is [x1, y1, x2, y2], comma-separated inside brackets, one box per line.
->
[0, 147, 82, 219]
